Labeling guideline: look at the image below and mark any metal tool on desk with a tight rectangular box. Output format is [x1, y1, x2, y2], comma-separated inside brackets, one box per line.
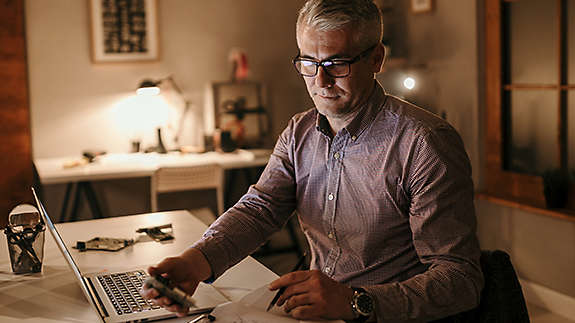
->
[136, 223, 174, 241]
[75, 237, 135, 252]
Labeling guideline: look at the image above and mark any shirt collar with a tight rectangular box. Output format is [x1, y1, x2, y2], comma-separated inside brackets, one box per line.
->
[315, 81, 387, 138]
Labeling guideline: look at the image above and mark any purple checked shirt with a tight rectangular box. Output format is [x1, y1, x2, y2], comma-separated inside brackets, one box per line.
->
[193, 82, 483, 322]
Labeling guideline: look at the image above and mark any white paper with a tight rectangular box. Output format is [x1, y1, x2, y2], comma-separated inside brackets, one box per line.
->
[210, 284, 343, 323]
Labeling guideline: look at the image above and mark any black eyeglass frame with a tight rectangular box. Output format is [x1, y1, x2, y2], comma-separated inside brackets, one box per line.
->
[292, 44, 378, 78]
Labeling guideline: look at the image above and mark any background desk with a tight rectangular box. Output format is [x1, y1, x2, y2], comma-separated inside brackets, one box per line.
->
[35, 150, 271, 222]
[0, 209, 278, 322]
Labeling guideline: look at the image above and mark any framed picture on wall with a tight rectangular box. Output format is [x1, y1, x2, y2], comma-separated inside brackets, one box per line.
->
[411, 0, 433, 14]
[204, 81, 269, 149]
[89, 0, 159, 63]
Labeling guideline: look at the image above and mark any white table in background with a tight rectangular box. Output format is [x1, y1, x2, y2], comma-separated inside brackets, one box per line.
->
[35, 150, 271, 221]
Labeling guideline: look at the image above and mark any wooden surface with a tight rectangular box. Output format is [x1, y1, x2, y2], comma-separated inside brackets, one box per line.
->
[477, 192, 575, 223]
[0, 0, 33, 228]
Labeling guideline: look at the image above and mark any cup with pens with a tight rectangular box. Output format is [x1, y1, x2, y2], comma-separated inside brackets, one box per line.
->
[4, 204, 46, 274]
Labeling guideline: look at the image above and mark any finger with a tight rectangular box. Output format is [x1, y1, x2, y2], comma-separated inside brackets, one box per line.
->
[164, 303, 188, 317]
[289, 305, 321, 321]
[139, 285, 160, 300]
[148, 256, 181, 278]
[276, 282, 311, 306]
[269, 270, 311, 290]
[156, 295, 175, 307]
[147, 264, 173, 278]
[147, 265, 161, 277]
[283, 293, 313, 313]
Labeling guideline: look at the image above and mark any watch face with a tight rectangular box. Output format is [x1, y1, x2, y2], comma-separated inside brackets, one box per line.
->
[356, 292, 374, 316]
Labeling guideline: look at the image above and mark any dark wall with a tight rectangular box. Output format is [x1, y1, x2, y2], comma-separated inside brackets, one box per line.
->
[0, 0, 33, 228]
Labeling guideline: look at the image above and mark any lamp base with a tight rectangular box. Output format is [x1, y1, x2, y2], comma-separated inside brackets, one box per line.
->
[156, 128, 167, 154]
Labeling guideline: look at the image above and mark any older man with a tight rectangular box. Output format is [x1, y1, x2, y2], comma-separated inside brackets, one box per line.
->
[142, 1, 483, 322]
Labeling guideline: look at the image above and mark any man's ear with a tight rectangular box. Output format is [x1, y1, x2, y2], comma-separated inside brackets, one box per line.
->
[371, 43, 386, 73]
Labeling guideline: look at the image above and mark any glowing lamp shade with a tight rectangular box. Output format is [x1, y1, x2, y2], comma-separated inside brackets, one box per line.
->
[136, 79, 161, 96]
[403, 77, 416, 90]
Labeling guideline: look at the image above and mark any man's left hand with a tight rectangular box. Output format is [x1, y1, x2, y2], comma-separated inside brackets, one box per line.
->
[268, 270, 356, 321]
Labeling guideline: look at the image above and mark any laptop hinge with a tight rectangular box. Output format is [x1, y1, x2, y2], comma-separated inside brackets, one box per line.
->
[85, 276, 109, 320]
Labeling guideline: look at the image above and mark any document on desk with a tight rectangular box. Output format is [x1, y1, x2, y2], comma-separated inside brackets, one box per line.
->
[211, 284, 344, 323]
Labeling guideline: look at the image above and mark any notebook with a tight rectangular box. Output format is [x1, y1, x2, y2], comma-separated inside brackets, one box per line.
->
[31, 187, 229, 323]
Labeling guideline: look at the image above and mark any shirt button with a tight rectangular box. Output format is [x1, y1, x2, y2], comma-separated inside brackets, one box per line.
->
[351, 135, 357, 141]
[324, 267, 330, 273]
[328, 193, 334, 201]
[328, 232, 334, 239]
[333, 152, 340, 159]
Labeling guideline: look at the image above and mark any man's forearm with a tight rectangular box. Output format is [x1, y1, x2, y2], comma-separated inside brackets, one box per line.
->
[363, 261, 483, 322]
[180, 247, 212, 282]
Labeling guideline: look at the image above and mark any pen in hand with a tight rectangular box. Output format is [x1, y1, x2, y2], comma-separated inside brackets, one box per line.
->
[266, 252, 307, 312]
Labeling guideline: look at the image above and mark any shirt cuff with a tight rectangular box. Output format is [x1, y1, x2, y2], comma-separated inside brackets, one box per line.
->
[191, 234, 233, 282]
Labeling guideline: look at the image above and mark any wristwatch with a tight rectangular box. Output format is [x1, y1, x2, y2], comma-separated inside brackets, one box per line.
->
[350, 287, 374, 322]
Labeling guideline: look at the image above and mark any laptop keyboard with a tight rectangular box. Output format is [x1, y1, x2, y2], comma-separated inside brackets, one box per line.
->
[98, 270, 162, 315]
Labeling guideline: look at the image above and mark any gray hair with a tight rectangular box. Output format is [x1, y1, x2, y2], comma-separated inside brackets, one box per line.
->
[296, 0, 383, 48]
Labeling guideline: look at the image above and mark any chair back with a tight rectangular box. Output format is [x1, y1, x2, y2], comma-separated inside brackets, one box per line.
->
[475, 250, 530, 322]
[150, 164, 223, 214]
[433, 250, 530, 322]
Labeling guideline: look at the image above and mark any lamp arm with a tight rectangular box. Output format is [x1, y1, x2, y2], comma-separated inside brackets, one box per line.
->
[174, 100, 191, 144]
[161, 75, 185, 97]
[159, 76, 189, 145]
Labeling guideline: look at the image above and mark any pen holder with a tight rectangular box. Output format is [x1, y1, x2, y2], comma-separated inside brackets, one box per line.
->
[4, 204, 45, 274]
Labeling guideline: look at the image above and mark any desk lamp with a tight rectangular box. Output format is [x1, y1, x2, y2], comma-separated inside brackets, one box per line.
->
[136, 76, 191, 153]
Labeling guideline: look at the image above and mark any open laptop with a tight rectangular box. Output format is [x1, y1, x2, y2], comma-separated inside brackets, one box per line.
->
[31, 187, 229, 323]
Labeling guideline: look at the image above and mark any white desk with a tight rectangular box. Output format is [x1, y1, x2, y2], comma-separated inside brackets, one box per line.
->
[35, 149, 272, 185]
[35, 150, 271, 221]
[0, 209, 278, 322]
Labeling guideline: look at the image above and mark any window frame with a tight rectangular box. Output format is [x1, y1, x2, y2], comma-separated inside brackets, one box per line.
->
[483, 0, 575, 213]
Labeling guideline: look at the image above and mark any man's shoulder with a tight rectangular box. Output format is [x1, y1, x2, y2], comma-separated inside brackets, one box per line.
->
[292, 107, 317, 123]
[380, 94, 454, 135]
[288, 107, 318, 130]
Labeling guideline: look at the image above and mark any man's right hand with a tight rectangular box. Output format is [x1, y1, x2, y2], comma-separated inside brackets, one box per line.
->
[140, 248, 212, 317]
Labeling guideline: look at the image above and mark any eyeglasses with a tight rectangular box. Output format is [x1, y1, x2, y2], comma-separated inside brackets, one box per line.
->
[293, 44, 377, 78]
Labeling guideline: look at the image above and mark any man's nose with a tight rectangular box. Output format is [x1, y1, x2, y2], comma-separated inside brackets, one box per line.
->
[315, 66, 335, 88]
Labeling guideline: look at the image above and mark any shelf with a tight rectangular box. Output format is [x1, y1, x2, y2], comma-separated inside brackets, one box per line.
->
[476, 192, 575, 223]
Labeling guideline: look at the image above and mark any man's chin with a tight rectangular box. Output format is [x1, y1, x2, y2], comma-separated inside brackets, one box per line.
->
[314, 96, 339, 107]
[315, 105, 350, 118]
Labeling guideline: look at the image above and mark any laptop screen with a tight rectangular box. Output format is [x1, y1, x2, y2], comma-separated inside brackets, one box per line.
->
[31, 188, 101, 316]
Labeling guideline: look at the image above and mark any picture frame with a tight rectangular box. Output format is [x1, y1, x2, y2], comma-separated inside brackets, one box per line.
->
[204, 81, 269, 149]
[410, 0, 433, 14]
[89, 0, 159, 63]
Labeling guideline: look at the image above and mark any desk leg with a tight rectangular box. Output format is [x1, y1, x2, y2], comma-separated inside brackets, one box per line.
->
[68, 181, 104, 222]
[224, 169, 238, 210]
[70, 183, 83, 222]
[242, 166, 265, 187]
[60, 183, 74, 222]
[224, 167, 265, 210]
[82, 181, 103, 219]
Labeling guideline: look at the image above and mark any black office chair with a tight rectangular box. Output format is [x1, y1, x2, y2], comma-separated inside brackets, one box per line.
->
[434, 249, 530, 323]
[474, 250, 530, 322]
